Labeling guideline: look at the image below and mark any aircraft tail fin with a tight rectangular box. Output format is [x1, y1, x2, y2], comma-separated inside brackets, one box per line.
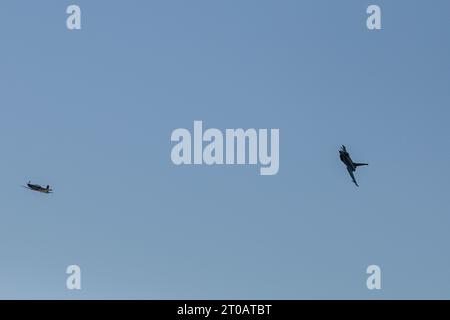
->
[354, 163, 368, 167]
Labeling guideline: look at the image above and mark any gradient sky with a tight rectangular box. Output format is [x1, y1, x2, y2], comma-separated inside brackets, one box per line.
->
[0, 0, 449, 299]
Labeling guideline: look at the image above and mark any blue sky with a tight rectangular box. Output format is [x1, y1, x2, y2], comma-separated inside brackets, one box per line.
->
[0, 0, 449, 299]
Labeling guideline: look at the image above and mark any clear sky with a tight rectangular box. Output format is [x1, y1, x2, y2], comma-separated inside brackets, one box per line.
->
[0, 0, 449, 299]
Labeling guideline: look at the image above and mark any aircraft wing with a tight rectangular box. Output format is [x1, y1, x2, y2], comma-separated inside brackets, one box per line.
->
[346, 166, 359, 187]
[22, 185, 53, 193]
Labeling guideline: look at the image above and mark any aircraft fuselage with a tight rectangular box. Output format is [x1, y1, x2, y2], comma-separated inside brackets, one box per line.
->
[27, 183, 52, 193]
[339, 151, 356, 171]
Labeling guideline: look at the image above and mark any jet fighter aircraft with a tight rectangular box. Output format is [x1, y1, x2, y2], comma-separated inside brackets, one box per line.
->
[23, 181, 53, 194]
[339, 145, 368, 187]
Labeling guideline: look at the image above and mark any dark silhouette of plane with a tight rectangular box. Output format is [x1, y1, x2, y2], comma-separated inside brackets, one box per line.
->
[23, 181, 53, 194]
[339, 145, 368, 187]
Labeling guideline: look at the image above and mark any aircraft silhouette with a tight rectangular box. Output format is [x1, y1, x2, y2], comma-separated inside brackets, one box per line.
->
[23, 181, 53, 194]
[339, 145, 368, 187]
